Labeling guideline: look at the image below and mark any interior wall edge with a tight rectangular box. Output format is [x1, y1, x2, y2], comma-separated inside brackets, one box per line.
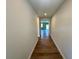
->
[50, 34, 66, 59]
[27, 38, 39, 59]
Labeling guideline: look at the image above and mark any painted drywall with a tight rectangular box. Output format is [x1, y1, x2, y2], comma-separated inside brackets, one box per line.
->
[50, 0, 72, 59]
[6, 0, 37, 59]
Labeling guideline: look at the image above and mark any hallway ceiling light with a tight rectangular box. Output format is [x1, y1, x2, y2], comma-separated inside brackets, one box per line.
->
[44, 13, 47, 16]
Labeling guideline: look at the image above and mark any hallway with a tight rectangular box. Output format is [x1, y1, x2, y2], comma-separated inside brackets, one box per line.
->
[6, 0, 72, 59]
[30, 37, 63, 59]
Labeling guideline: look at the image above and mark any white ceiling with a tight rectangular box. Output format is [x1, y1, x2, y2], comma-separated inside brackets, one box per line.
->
[28, 0, 64, 17]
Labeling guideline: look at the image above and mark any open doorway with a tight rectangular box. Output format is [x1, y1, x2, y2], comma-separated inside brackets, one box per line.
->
[40, 18, 50, 39]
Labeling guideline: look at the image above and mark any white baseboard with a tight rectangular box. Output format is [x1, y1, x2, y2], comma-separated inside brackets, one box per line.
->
[50, 35, 66, 59]
[28, 38, 39, 59]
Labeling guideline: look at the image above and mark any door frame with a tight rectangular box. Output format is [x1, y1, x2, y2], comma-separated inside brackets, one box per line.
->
[39, 17, 51, 38]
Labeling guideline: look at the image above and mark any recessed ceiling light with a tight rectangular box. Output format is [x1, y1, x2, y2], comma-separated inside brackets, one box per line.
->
[44, 13, 47, 16]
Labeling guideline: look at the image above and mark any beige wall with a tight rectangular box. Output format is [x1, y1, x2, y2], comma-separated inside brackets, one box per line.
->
[6, 0, 37, 59]
[50, 0, 72, 59]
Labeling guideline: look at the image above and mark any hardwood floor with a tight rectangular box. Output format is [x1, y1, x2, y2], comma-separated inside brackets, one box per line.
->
[30, 37, 63, 59]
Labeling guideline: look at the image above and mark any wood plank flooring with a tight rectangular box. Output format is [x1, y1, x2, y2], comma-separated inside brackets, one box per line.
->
[30, 37, 63, 59]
